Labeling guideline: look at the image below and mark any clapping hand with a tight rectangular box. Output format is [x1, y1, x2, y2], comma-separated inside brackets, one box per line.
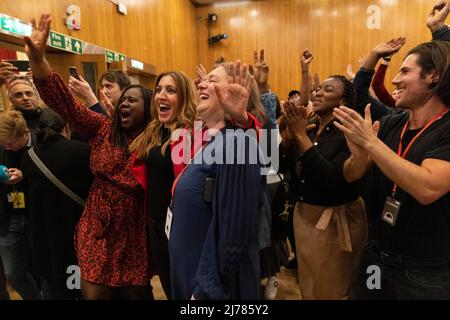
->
[282, 101, 313, 139]
[333, 104, 380, 149]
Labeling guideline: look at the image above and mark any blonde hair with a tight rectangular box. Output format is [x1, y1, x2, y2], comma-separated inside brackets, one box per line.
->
[213, 63, 267, 125]
[0, 110, 27, 142]
[130, 71, 198, 159]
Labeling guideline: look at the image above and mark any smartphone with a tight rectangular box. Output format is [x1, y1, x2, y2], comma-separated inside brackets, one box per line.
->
[5, 60, 30, 72]
[203, 177, 216, 203]
[68, 66, 80, 80]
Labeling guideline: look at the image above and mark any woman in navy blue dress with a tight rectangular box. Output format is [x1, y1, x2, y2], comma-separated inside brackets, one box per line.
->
[169, 62, 266, 300]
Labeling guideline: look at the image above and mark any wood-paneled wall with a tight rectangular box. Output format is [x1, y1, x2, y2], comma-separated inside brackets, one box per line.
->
[196, 0, 443, 99]
[1, 0, 446, 99]
[0, 0, 199, 77]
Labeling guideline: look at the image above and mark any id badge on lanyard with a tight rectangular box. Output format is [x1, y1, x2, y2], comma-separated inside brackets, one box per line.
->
[381, 196, 401, 226]
[165, 207, 173, 240]
[7, 189, 25, 209]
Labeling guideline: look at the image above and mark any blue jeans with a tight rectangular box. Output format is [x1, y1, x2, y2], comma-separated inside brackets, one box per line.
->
[0, 215, 41, 300]
[352, 243, 450, 300]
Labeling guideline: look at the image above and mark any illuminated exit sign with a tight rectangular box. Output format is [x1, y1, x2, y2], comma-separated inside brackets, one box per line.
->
[0, 16, 32, 36]
[131, 59, 143, 70]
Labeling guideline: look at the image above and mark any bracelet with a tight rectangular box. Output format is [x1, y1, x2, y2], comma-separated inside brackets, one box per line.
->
[382, 57, 391, 62]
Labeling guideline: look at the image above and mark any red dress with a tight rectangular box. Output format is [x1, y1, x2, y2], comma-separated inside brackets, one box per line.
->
[34, 73, 149, 287]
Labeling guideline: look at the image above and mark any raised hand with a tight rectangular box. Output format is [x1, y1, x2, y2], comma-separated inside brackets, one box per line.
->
[25, 68, 33, 81]
[0, 60, 17, 86]
[313, 73, 321, 90]
[253, 49, 269, 93]
[372, 37, 407, 59]
[194, 64, 207, 87]
[68, 75, 99, 107]
[301, 49, 313, 71]
[346, 64, 355, 81]
[427, 1, 449, 33]
[99, 90, 115, 117]
[24, 14, 51, 64]
[214, 55, 225, 65]
[358, 55, 368, 67]
[215, 60, 253, 123]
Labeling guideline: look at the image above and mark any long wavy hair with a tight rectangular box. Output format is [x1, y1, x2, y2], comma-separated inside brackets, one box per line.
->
[129, 71, 198, 159]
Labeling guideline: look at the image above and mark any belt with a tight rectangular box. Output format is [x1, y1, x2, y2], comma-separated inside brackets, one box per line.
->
[315, 206, 353, 252]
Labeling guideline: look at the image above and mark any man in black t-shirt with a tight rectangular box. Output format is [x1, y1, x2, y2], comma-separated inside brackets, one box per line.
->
[334, 39, 450, 299]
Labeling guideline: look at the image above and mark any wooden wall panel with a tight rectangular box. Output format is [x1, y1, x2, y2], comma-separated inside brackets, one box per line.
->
[0, 0, 446, 99]
[196, 0, 443, 99]
[0, 0, 199, 78]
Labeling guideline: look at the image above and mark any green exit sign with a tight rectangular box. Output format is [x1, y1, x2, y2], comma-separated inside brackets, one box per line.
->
[0, 14, 83, 54]
[106, 50, 126, 63]
[105, 50, 115, 63]
[48, 31, 83, 54]
[0, 17, 32, 36]
[71, 38, 83, 54]
[49, 31, 66, 50]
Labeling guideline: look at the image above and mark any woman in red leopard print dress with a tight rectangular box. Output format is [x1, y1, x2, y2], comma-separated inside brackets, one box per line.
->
[26, 14, 153, 299]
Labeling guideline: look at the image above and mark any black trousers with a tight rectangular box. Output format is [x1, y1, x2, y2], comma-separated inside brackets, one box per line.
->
[352, 243, 450, 300]
[0, 255, 9, 300]
[148, 220, 172, 300]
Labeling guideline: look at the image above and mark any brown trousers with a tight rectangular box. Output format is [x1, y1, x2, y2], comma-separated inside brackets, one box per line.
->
[293, 198, 367, 300]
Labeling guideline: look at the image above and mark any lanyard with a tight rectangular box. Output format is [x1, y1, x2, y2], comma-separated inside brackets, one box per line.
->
[391, 109, 448, 196]
[170, 142, 208, 203]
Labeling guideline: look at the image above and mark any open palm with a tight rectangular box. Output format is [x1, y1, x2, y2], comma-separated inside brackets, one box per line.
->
[215, 61, 252, 121]
[215, 83, 250, 120]
[24, 14, 51, 63]
[373, 37, 406, 58]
